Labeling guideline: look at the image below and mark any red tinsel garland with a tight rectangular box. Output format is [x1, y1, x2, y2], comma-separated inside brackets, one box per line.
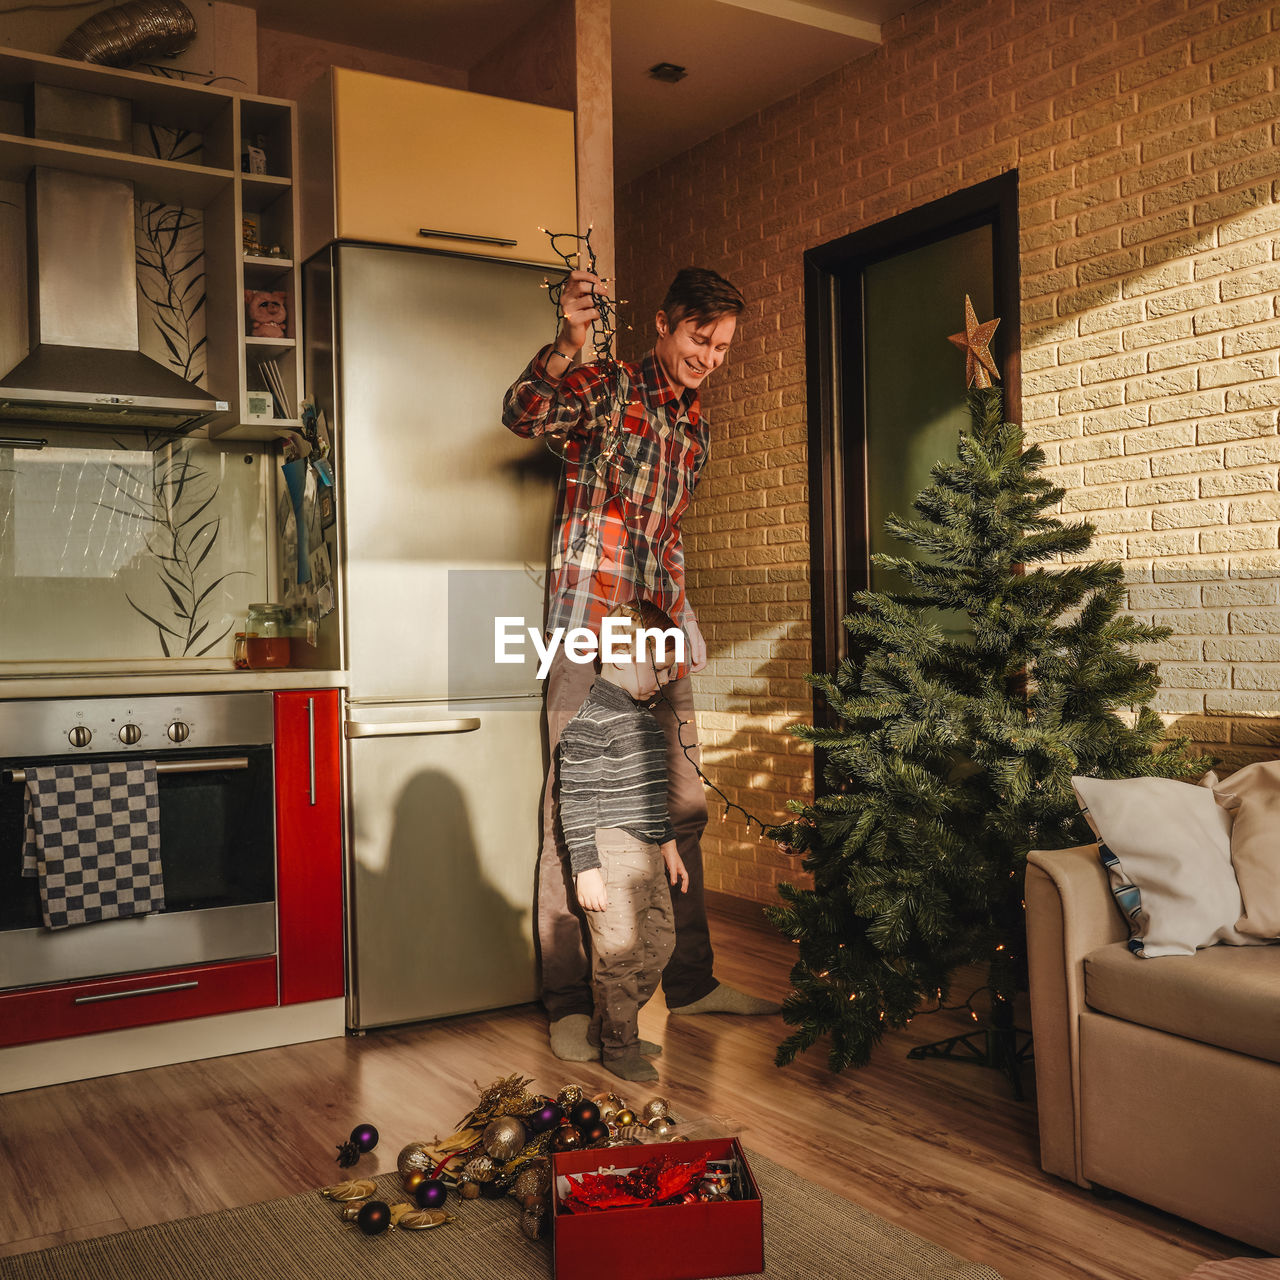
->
[562, 1153, 708, 1213]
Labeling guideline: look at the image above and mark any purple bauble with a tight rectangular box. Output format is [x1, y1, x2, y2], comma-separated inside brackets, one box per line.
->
[528, 1101, 563, 1134]
[414, 1178, 448, 1210]
[350, 1123, 379, 1153]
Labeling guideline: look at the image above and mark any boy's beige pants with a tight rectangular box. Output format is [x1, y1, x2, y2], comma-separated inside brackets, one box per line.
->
[586, 827, 676, 1063]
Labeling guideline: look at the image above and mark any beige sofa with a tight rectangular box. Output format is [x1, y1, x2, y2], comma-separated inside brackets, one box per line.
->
[1025, 844, 1280, 1254]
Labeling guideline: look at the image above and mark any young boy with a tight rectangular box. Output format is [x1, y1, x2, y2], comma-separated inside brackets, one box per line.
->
[557, 600, 690, 1083]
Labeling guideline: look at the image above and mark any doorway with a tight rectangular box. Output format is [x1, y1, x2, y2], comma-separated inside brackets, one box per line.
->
[804, 172, 1022, 687]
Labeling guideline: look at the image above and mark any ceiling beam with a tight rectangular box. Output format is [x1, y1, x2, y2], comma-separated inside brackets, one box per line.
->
[711, 0, 881, 43]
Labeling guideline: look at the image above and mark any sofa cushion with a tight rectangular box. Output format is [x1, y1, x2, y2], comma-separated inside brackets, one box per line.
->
[1085, 940, 1280, 1067]
[1211, 761, 1280, 939]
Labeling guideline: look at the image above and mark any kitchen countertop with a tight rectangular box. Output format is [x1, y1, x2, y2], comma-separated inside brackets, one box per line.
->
[0, 670, 349, 700]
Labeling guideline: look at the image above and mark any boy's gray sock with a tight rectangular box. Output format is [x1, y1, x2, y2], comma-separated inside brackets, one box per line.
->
[604, 1048, 660, 1083]
[588, 1026, 662, 1056]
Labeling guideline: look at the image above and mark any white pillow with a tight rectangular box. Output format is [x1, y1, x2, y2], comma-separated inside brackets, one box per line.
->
[1071, 775, 1261, 957]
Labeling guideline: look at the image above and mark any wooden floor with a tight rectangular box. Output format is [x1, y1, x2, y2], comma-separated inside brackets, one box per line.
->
[0, 900, 1254, 1279]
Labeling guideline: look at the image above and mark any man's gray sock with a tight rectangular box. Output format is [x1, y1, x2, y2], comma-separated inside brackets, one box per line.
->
[549, 1013, 597, 1061]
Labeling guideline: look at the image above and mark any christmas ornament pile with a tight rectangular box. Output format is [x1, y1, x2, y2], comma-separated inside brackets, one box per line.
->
[395, 1073, 681, 1241]
[321, 1121, 457, 1237]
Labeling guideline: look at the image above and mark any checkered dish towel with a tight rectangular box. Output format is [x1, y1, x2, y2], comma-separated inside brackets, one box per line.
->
[20, 761, 165, 930]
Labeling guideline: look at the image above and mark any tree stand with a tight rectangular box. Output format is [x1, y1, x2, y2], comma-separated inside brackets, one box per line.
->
[906, 1000, 1033, 1100]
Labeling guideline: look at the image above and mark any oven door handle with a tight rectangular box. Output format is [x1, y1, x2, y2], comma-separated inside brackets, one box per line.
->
[74, 980, 199, 1004]
[2, 758, 250, 784]
[344, 718, 481, 739]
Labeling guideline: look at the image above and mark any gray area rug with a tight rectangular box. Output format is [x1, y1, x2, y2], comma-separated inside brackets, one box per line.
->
[0, 1151, 1004, 1280]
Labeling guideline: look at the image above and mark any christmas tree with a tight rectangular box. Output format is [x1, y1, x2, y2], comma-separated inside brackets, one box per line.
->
[768, 305, 1206, 1075]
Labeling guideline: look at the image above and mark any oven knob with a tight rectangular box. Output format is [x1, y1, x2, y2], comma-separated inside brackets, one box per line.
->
[118, 723, 142, 745]
[167, 721, 191, 743]
[68, 725, 93, 748]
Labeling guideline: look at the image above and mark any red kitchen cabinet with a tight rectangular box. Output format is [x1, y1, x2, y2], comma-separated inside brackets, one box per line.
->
[0, 957, 278, 1047]
[274, 689, 345, 1004]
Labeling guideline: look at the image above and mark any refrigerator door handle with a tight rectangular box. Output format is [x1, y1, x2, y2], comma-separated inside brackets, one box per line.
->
[344, 718, 482, 739]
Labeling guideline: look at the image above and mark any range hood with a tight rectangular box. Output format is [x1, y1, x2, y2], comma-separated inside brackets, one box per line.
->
[0, 147, 226, 435]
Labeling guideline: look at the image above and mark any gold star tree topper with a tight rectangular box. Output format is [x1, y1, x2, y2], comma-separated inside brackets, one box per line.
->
[948, 295, 1001, 388]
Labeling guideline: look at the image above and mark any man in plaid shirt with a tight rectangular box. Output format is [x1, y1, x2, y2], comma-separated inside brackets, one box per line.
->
[504, 266, 780, 1063]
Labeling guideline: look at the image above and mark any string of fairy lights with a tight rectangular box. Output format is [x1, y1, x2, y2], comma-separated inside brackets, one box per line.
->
[538, 226, 770, 837]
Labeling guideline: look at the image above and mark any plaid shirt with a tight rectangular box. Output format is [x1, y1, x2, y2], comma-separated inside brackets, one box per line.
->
[503, 345, 708, 635]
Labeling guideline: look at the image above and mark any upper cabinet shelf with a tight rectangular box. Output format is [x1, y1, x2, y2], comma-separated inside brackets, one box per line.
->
[0, 43, 304, 443]
[0, 131, 234, 204]
[0, 47, 239, 134]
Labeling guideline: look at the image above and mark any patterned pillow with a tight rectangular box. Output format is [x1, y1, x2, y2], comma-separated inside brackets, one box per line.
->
[1071, 775, 1262, 957]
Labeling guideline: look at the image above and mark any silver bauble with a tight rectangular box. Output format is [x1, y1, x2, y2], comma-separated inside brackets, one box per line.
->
[482, 1115, 528, 1161]
[593, 1091, 624, 1124]
[397, 1141, 435, 1180]
[640, 1097, 670, 1124]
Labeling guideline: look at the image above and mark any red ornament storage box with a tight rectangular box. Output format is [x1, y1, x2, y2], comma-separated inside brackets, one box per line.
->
[551, 1138, 763, 1280]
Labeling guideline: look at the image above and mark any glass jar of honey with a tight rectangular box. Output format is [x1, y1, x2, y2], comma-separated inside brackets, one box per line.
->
[243, 603, 292, 669]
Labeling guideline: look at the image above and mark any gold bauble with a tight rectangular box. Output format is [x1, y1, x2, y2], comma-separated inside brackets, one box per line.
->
[556, 1084, 585, 1109]
[397, 1141, 435, 1180]
[461, 1153, 497, 1183]
[459, 1181, 482, 1200]
[648, 1116, 676, 1137]
[640, 1097, 670, 1124]
[614, 1109, 636, 1127]
[482, 1115, 528, 1161]
[402, 1169, 428, 1195]
[339, 1201, 366, 1222]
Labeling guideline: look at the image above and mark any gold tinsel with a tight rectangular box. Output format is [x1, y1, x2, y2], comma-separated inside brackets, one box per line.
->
[458, 1074, 539, 1129]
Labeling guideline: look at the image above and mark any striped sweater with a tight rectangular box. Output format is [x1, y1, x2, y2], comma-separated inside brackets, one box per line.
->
[558, 677, 676, 875]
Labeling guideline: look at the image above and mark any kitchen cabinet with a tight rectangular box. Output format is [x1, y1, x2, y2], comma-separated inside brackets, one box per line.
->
[274, 688, 344, 1005]
[0, 687, 344, 1055]
[299, 68, 576, 267]
[0, 44, 303, 440]
[0, 957, 277, 1047]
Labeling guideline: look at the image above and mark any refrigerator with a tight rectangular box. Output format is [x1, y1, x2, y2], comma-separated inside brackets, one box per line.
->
[304, 243, 561, 1030]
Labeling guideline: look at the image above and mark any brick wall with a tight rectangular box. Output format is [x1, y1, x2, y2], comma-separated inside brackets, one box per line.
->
[616, 0, 1280, 903]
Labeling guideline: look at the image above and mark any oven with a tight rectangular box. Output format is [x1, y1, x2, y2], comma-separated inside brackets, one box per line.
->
[0, 691, 276, 993]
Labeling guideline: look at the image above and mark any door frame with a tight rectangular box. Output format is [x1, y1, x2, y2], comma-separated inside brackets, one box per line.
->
[804, 172, 1022, 686]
